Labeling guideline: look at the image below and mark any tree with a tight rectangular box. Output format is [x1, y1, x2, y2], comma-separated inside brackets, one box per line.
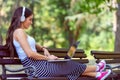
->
[0, 0, 115, 52]
[114, 0, 120, 52]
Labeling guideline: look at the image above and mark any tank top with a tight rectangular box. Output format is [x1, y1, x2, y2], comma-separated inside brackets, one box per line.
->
[13, 35, 37, 61]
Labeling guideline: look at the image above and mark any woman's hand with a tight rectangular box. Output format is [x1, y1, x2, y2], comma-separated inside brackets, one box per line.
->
[48, 55, 58, 60]
[43, 48, 51, 56]
[43, 48, 58, 60]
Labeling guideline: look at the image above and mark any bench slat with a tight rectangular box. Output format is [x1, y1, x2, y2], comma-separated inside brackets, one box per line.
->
[44, 48, 84, 53]
[21, 77, 97, 80]
[91, 51, 120, 59]
[39, 52, 86, 58]
[0, 49, 86, 58]
[4, 73, 27, 77]
[0, 59, 89, 64]
[96, 59, 120, 64]
[0, 59, 21, 64]
[73, 59, 89, 63]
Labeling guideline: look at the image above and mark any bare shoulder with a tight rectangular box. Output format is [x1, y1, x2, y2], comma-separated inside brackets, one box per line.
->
[14, 28, 25, 34]
[13, 29, 27, 40]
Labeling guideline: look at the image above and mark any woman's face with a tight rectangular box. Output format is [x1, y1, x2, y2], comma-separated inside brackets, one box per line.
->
[21, 14, 33, 29]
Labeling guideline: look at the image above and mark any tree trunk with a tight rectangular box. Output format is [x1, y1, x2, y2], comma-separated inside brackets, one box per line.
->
[0, 35, 3, 45]
[0, 1, 3, 45]
[64, 19, 75, 46]
[114, 1, 120, 52]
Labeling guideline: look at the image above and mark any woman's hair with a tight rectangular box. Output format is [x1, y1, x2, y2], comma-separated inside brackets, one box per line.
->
[5, 7, 33, 58]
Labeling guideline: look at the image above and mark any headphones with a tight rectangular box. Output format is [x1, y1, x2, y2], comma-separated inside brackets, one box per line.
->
[20, 7, 25, 22]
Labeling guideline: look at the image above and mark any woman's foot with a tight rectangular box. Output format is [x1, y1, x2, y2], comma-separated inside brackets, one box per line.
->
[97, 70, 111, 80]
[97, 60, 106, 72]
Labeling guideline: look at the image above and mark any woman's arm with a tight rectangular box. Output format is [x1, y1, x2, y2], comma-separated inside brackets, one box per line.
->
[13, 29, 57, 60]
[36, 44, 51, 56]
[35, 44, 44, 51]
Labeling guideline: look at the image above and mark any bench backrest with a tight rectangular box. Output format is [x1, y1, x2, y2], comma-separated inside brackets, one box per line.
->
[0, 45, 89, 64]
[42, 48, 89, 63]
[91, 50, 120, 74]
[91, 50, 120, 64]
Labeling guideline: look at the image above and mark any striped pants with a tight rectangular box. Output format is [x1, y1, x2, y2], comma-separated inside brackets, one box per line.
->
[21, 57, 86, 80]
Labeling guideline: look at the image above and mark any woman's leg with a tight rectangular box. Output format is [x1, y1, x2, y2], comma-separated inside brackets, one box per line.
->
[81, 65, 97, 77]
[82, 60, 106, 73]
[82, 70, 111, 80]
[83, 65, 97, 72]
[82, 71, 97, 77]
[81, 60, 111, 80]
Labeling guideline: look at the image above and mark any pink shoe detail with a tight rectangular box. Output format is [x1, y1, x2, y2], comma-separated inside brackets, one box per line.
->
[97, 70, 111, 80]
[97, 60, 106, 72]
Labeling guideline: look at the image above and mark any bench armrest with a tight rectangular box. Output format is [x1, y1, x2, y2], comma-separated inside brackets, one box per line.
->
[5, 66, 36, 77]
[1, 66, 36, 80]
[110, 65, 120, 69]
[5, 66, 35, 72]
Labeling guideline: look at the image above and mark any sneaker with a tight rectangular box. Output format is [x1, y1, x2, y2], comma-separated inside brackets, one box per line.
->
[97, 70, 111, 80]
[97, 60, 106, 72]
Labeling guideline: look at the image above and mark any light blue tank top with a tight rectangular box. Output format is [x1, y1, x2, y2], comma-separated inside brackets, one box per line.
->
[13, 35, 37, 61]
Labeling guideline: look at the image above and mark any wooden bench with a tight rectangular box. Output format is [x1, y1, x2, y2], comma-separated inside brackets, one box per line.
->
[0, 45, 96, 80]
[91, 50, 120, 79]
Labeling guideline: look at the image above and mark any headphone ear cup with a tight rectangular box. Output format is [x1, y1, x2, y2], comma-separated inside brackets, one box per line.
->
[20, 16, 25, 22]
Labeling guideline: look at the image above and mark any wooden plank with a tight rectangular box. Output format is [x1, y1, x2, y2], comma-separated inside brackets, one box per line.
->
[91, 51, 120, 59]
[0, 59, 88, 64]
[21, 76, 97, 80]
[0, 59, 21, 64]
[5, 74, 27, 77]
[0, 48, 87, 59]
[43, 48, 84, 53]
[38, 48, 86, 58]
[96, 59, 120, 64]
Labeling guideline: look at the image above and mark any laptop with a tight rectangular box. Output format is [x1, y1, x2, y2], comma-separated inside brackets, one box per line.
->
[47, 41, 80, 62]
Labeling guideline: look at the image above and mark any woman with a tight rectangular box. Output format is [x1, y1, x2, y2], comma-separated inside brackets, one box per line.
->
[6, 7, 111, 80]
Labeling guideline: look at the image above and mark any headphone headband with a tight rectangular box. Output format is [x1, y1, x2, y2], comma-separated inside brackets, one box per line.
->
[20, 7, 25, 22]
[22, 7, 25, 17]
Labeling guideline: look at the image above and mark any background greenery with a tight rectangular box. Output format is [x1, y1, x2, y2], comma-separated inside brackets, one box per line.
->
[0, 0, 116, 58]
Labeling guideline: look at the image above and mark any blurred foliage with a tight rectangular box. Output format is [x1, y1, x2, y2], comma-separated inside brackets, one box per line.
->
[0, 0, 116, 57]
